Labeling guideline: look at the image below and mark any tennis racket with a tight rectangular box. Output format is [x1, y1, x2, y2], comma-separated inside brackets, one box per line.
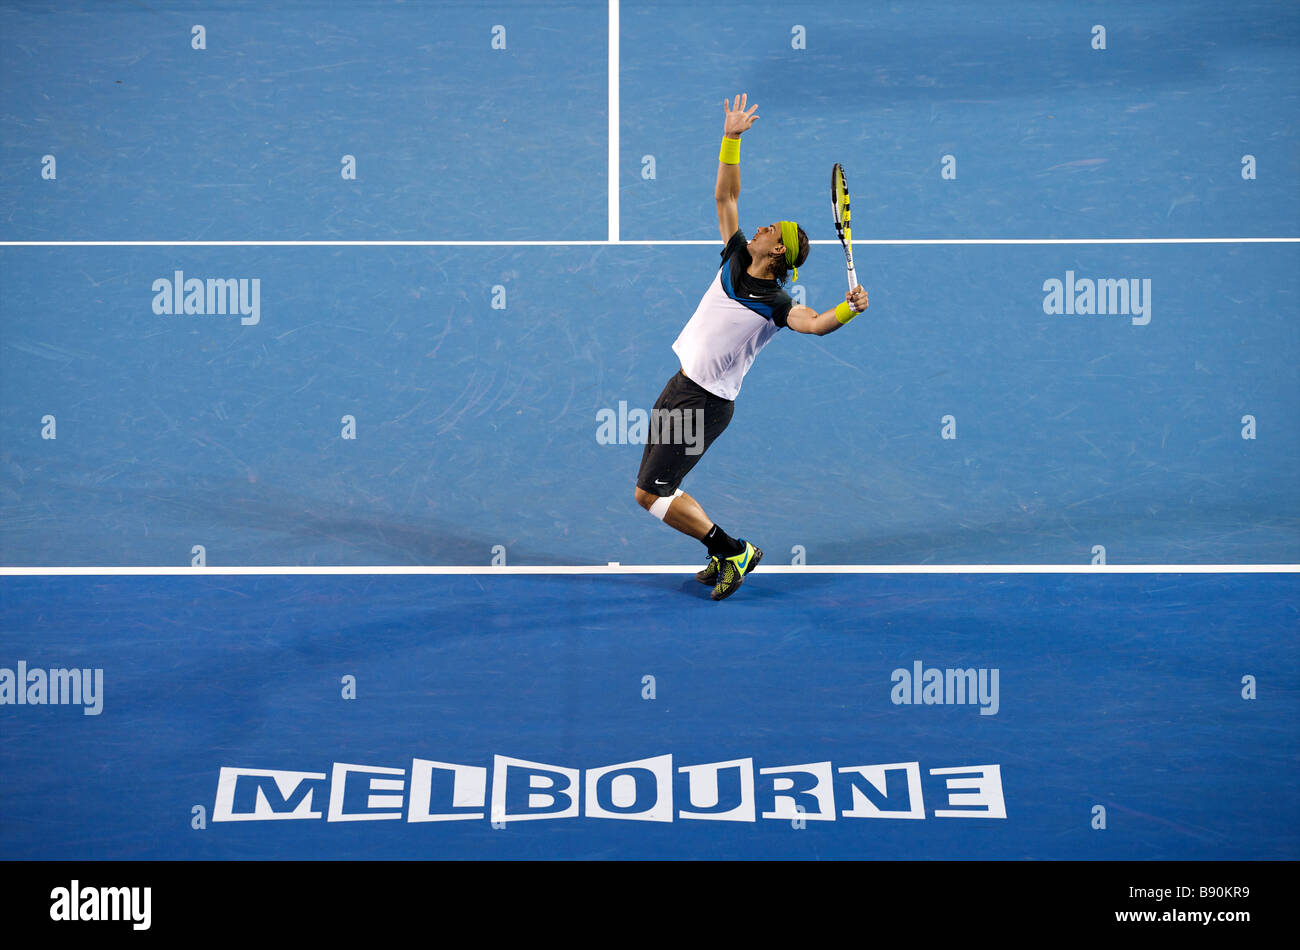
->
[831, 163, 859, 294]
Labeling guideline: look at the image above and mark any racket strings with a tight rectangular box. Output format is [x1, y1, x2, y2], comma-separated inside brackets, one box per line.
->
[831, 163, 858, 293]
[832, 167, 851, 240]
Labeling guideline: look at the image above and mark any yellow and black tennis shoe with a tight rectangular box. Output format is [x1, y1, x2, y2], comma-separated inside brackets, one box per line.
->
[695, 556, 721, 585]
[710, 540, 762, 601]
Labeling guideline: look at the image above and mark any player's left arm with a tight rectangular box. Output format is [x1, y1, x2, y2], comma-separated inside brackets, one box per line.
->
[715, 93, 759, 243]
[786, 285, 869, 336]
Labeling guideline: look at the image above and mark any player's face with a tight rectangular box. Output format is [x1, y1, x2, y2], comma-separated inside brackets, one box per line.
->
[749, 223, 784, 261]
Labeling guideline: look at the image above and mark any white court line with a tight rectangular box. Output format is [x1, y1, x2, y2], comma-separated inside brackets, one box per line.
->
[607, 0, 619, 243]
[0, 564, 1295, 576]
[2, 238, 1298, 247]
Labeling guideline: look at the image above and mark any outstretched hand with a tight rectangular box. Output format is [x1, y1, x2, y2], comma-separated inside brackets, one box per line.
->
[722, 93, 759, 137]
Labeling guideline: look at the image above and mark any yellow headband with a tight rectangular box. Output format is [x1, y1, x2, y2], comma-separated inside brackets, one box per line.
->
[779, 220, 800, 282]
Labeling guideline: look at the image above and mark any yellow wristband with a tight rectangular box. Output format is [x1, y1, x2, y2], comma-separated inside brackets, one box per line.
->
[835, 301, 858, 324]
[719, 136, 741, 164]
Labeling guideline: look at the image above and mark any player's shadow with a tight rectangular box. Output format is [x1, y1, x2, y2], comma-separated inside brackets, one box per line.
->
[674, 573, 835, 601]
[678, 577, 713, 599]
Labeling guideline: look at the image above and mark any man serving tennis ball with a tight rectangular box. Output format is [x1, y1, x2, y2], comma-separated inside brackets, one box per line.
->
[633, 92, 869, 601]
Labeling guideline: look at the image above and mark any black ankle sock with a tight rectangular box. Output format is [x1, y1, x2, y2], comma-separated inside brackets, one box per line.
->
[703, 524, 744, 558]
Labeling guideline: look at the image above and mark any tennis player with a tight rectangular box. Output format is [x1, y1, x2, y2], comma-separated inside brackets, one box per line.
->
[634, 92, 869, 600]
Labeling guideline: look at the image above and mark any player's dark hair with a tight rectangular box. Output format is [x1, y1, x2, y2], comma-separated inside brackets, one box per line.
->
[771, 226, 810, 287]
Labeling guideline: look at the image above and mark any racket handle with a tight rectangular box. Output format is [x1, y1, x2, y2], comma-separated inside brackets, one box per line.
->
[846, 261, 858, 294]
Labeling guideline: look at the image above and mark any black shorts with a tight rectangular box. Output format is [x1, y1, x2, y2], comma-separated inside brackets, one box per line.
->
[635, 370, 735, 497]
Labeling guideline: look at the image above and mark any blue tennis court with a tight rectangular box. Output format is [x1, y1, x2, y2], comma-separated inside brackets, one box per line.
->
[1, 569, 1295, 860]
[1, 0, 1297, 863]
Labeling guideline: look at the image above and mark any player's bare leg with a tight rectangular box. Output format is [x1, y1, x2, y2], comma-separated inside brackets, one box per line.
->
[633, 485, 762, 599]
[633, 486, 711, 539]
